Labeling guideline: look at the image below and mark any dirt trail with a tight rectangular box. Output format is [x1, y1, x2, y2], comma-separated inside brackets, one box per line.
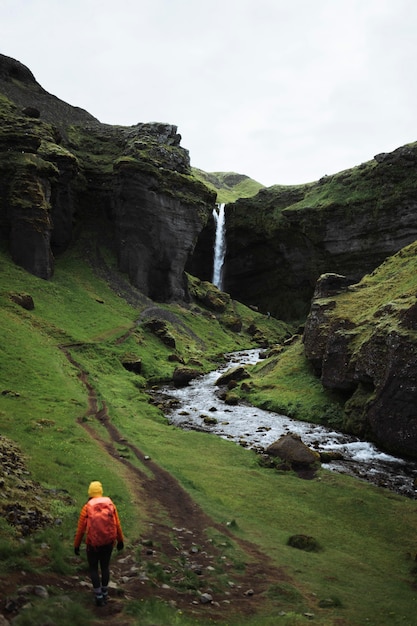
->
[3, 345, 312, 625]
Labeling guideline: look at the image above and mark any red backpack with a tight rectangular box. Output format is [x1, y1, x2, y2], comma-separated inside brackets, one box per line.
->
[86, 496, 117, 548]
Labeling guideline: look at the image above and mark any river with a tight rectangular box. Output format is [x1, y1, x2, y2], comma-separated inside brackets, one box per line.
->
[157, 349, 417, 499]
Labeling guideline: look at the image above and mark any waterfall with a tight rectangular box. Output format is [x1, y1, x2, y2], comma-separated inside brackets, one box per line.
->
[212, 203, 226, 290]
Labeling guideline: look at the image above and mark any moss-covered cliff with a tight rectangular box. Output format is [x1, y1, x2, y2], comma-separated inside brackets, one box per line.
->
[239, 246, 417, 459]
[0, 54, 216, 301]
[302, 243, 417, 457]
[192, 150, 417, 320]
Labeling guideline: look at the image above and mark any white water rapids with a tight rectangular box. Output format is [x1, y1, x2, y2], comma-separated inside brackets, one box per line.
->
[159, 349, 417, 498]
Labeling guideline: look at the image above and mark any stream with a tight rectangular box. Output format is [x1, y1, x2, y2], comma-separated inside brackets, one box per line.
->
[157, 349, 417, 499]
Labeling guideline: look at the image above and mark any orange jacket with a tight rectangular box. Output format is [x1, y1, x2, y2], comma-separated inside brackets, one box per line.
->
[74, 497, 124, 549]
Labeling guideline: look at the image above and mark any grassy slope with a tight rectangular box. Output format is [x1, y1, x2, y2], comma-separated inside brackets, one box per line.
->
[1, 247, 417, 626]
[242, 241, 417, 429]
[192, 168, 264, 203]
[224, 149, 417, 258]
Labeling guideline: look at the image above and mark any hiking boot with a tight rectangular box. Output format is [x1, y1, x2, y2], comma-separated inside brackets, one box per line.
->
[95, 594, 105, 607]
[102, 591, 108, 604]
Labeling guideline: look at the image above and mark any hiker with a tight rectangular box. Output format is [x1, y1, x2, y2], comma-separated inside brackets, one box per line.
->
[74, 481, 124, 606]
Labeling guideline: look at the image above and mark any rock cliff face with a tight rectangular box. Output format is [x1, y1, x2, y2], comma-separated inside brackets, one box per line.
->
[113, 160, 211, 300]
[0, 54, 215, 300]
[302, 251, 417, 458]
[190, 151, 417, 319]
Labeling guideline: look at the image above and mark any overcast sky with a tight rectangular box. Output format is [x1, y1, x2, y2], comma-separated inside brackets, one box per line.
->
[1, 0, 416, 186]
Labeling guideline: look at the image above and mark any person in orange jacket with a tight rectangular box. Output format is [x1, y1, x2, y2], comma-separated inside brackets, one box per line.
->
[74, 481, 124, 606]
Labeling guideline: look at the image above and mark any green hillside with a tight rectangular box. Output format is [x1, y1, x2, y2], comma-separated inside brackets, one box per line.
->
[1, 243, 417, 626]
[192, 168, 264, 203]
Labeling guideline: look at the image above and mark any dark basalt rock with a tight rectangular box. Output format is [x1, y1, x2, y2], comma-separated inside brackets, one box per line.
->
[172, 367, 201, 387]
[215, 365, 249, 386]
[266, 433, 320, 467]
[122, 359, 142, 374]
[143, 318, 176, 347]
[9, 293, 35, 310]
[113, 163, 209, 301]
[303, 259, 417, 459]
[190, 150, 417, 319]
[0, 54, 215, 300]
[287, 534, 322, 552]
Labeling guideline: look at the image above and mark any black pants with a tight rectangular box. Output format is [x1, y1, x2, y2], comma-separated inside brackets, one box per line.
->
[86, 543, 113, 590]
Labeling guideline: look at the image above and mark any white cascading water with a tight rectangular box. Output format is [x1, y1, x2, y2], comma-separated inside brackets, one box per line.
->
[212, 203, 226, 290]
[160, 349, 417, 499]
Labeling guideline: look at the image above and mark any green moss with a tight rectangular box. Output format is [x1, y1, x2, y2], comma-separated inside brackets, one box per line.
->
[227, 145, 417, 236]
[241, 340, 343, 425]
[192, 167, 264, 203]
[38, 139, 78, 165]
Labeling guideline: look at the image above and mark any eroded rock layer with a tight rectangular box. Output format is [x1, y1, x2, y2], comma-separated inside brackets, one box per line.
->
[0, 53, 215, 301]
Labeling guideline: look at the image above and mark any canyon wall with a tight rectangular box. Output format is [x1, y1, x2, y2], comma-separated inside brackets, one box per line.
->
[0, 54, 215, 301]
[192, 149, 417, 320]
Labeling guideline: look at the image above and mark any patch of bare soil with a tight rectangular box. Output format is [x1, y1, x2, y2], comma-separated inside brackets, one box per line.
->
[1, 346, 316, 625]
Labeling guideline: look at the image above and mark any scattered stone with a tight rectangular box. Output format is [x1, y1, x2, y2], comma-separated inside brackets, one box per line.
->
[287, 534, 322, 552]
[224, 392, 239, 406]
[172, 367, 201, 387]
[319, 596, 342, 608]
[4, 599, 18, 613]
[9, 293, 35, 310]
[168, 354, 184, 363]
[141, 538, 153, 547]
[17, 585, 49, 599]
[199, 592, 213, 604]
[202, 415, 218, 425]
[319, 450, 344, 463]
[215, 365, 249, 386]
[0, 436, 70, 536]
[1, 390, 20, 397]
[144, 318, 176, 348]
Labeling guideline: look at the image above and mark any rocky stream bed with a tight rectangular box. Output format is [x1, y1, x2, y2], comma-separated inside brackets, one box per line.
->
[156, 349, 417, 500]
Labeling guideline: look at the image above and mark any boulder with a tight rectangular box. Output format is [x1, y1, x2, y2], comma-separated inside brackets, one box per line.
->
[144, 318, 176, 348]
[172, 367, 201, 387]
[121, 359, 142, 374]
[9, 293, 35, 310]
[215, 366, 249, 386]
[287, 534, 322, 552]
[266, 434, 320, 467]
[312, 273, 355, 299]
